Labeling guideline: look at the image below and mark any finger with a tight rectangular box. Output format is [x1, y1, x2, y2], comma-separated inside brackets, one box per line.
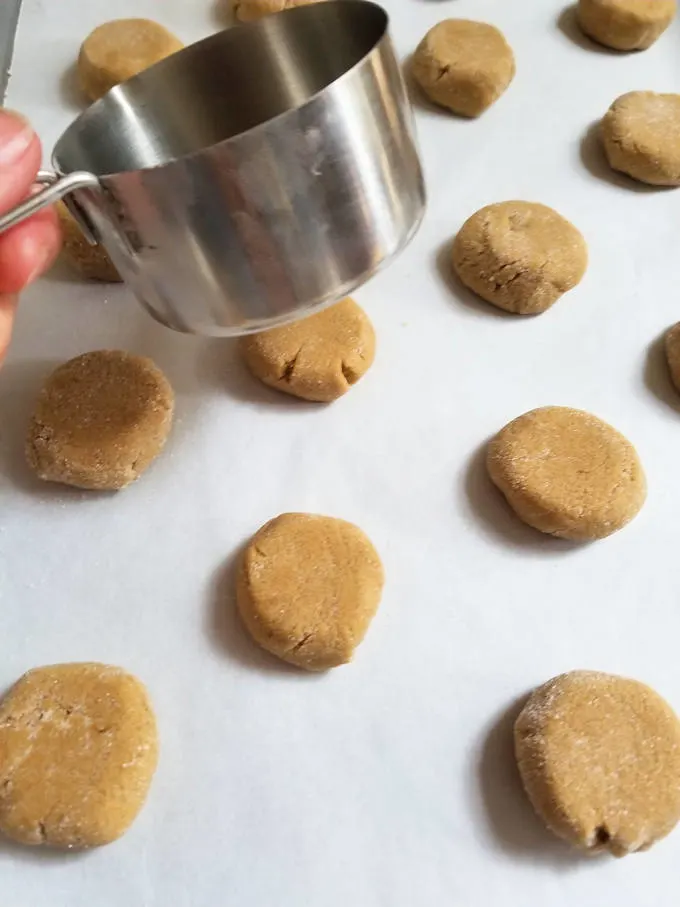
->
[0, 293, 17, 365]
[0, 111, 42, 212]
[0, 206, 61, 294]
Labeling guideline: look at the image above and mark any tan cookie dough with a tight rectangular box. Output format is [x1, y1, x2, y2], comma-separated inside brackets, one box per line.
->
[78, 19, 184, 102]
[487, 406, 646, 540]
[577, 0, 676, 50]
[665, 322, 680, 392]
[239, 297, 375, 402]
[26, 350, 174, 491]
[411, 19, 515, 117]
[515, 671, 680, 856]
[452, 202, 588, 315]
[237, 513, 384, 671]
[234, 0, 325, 22]
[56, 203, 121, 283]
[601, 91, 680, 186]
[0, 663, 158, 848]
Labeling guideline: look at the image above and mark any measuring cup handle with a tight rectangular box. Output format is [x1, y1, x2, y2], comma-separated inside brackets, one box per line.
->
[0, 170, 100, 235]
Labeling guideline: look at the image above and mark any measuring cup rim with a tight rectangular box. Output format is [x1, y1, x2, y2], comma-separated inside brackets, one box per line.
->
[53, 0, 391, 182]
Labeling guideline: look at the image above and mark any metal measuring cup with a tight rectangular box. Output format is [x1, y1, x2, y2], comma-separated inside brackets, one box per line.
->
[0, 1, 425, 336]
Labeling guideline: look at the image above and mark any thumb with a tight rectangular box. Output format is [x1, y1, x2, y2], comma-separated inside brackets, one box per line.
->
[0, 110, 42, 211]
[0, 111, 60, 296]
[0, 293, 17, 365]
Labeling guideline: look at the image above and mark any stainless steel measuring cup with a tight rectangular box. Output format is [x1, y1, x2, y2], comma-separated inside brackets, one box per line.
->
[0, 0, 425, 336]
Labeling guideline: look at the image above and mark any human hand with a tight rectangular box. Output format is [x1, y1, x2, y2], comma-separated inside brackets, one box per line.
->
[0, 110, 61, 363]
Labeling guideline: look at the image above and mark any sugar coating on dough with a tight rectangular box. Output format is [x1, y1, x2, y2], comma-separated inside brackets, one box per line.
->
[237, 513, 384, 671]
[487, 406, 646, 540]
[577, 0, 676, 50]
[234, 0, 326, 22]
[56, 203, 121, 283]
[411, 19, 515, 117]
[78, 19, 184, 102]
[239, 297, 375, 402]
[0, 663, 158, 848]
[601, 91, 680, 187]
[515, 671, 680, 856]
[452, 202, 588, 315]
[665, 322, 680, 393]
[26, 350, 174, 491]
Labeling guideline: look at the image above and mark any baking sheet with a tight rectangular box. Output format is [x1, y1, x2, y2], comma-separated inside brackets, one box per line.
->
[2, 0, 680, 904]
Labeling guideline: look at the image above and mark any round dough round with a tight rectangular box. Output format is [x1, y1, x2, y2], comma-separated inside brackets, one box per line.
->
[239, 297, 375, 402]
[665, 322, 680, 393]
[26, 350, 174, 491]
[486, 406, 646, 540]
[56, 203, 121, 283]
[601, 91, 680, 186]
[452, 202, 588, 315]
[234, 0, 325, 22]
[515, 671, 680, 856]
[0, 663, 158, 848]
[78, 19, 184, 102]
[237, 513, 384, 671]
[577, 0, 676, 50]
[411, 19, 515, 117]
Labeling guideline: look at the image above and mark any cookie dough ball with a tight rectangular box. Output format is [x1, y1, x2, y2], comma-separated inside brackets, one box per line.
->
[234, 0, 325, 22]
[237, 513, 384, 671]
[78, 19, 184, 102]
[665, 322, 680, 392]
[515, 671, 680, 856]
[601, 91, 680, 186]
[26, 350, 174, 491]
[411, 20, 515, 117]
[0, 663, 158, 848]
[577, 0, 676, 50]
[487, 406, 646, 540]
[56, 203, 121, 283]
[452, 202, 587, 315]
[239, 297, 375, 402]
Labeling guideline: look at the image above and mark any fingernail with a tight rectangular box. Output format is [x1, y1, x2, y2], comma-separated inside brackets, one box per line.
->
[0, 109, 35, 167]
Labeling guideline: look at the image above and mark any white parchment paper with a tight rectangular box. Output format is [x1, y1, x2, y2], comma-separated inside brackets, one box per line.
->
[2, 0, 680, 904]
